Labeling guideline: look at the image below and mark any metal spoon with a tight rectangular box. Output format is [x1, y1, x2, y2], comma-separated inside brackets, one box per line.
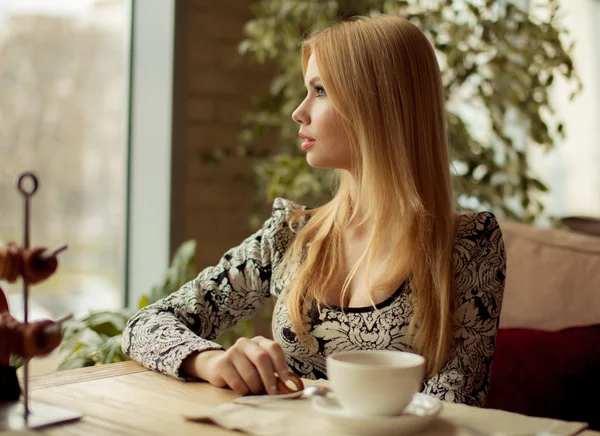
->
[464, 427, 559, 436]
[233, 385, 332, 405]
[302, 385, 331, 398]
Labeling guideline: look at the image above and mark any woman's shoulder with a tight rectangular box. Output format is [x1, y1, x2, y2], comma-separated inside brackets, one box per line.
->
[261, 197, 311, 242]
[260, 198, 310, 263]
[455, 210, 501, 240]
[270, 197, 310, 226]
[454, 210, 504, 254]
[453, 211, 506, 297]
[271, 197, 308, 216]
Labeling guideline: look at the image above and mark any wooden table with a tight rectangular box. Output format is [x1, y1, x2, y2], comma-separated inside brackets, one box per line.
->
[17, 362, 599, 436]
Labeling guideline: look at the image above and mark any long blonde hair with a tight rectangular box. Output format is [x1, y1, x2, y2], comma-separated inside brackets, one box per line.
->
[281, 15, 455, 375]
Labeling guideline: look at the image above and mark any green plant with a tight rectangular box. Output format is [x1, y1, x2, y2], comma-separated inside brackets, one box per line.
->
[56, 239, 261, 369]
[10, 355, 24, 369]
[220, 0, 580, 222]
[58, 240, 199, 369]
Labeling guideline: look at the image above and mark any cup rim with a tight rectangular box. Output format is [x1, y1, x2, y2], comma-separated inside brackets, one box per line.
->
[327, 350, 425, 370]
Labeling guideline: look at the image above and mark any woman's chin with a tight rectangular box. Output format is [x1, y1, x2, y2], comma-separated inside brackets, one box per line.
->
[306, 158, 326, 169]
[306, 153, 344, 170]
[306, 152, 330, 169]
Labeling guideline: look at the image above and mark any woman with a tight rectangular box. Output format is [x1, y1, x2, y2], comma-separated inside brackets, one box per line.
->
[122, 15, 506, 408]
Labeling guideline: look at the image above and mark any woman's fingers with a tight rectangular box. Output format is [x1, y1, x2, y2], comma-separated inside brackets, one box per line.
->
[218, 357, 251, 396]
[229, 348, 264, 395]
[221, 337, 293, 396]
[244, 340, 280, 395]
[252, 336, 291, 384]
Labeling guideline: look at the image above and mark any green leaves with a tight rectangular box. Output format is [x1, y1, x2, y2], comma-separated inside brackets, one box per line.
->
[236, 0, 580, 222]
[58, 332, 128, 370]
[144, 240, 197, 309]
[56, 237, 265, 369]
[57, 310, 135, 369]
[57, 239, 198, 370]
[76, 311, 132, 337]
[10, 355, 24, 369]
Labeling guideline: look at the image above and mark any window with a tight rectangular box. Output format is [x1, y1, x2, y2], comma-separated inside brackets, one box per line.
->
[0, 0, 129, 320]
[528, 0, 600, 219]
[447, 0, 600, 222]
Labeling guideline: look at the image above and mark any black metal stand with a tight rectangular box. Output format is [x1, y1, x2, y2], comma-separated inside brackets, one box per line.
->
[0, 172, 83, 432]
[0, 400, 82, 432]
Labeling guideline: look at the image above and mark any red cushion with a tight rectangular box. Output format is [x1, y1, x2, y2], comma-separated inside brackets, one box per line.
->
[485, 324, 600, 430]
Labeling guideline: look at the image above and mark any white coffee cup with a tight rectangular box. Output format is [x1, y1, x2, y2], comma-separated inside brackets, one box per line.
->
[326, 350, 426, 416]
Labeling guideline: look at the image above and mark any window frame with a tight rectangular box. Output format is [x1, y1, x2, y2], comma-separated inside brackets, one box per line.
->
[124, 0, 175, 307]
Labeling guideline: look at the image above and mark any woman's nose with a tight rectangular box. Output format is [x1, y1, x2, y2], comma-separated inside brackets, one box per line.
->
[292, 103, 309, 125]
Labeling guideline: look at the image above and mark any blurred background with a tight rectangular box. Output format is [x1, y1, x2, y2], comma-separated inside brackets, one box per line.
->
[0, 0, 598, 373]
[0, 0, 127, 321]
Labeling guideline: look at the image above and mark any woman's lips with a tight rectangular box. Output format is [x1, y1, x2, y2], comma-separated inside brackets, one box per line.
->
[301, 139, 316, 151]
[299, 133, 315, 151]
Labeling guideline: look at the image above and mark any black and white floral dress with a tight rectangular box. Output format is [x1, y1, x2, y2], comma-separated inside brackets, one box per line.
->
[122, 198, 506, 407]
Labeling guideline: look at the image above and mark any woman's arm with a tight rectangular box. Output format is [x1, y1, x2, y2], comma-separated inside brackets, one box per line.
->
[422, 212, 506, 407]
[121, 198, 298, 380]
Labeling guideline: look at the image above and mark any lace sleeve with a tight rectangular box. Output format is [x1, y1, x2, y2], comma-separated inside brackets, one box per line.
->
[121, 198, 298, 379]
[422, 212, 506, 406]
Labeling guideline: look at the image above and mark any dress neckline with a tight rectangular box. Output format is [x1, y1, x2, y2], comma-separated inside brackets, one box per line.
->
[324, 279, 409, 313]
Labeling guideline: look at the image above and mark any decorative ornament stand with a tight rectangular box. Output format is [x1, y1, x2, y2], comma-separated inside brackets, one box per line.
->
[0, 172, 82, 432]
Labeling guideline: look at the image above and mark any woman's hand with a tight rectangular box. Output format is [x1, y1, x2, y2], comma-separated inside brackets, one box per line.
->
[182, 336, 292, 396]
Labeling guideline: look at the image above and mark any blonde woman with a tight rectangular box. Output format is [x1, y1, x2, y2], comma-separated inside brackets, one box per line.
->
[122, 15, 506, 408]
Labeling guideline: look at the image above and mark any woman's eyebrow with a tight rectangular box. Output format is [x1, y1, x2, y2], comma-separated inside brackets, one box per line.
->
[305, 76, 322, 88]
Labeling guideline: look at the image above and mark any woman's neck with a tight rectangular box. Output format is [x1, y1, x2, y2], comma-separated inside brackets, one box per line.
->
[346, 175, 374, 239]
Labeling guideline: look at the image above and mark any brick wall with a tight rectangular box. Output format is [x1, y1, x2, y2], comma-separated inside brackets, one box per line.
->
[172, 0, 273, 271]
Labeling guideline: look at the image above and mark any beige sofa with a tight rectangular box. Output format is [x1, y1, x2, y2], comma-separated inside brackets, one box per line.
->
[485, 219, 600, 429]
[499, 219, 600, 331]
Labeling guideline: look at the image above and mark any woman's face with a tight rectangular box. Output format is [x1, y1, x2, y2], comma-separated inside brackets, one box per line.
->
[292, 55, 352, 170]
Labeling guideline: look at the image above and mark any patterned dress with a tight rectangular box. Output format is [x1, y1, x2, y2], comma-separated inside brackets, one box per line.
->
[122, 198, 506, 407]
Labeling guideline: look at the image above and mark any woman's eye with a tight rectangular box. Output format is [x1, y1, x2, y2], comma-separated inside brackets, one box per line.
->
[314, 86, 326, 97]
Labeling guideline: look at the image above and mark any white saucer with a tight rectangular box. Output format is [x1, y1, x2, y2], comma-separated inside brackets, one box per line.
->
[312, 393, 442, 435]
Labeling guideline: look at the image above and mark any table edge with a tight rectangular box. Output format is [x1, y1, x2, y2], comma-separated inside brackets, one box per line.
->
[26, 361, 149, 391]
